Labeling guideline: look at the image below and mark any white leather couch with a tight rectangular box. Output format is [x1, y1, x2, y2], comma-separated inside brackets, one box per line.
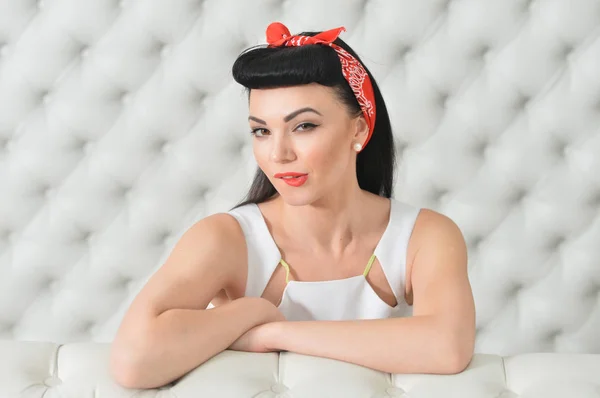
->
[1, 341, 599, 397]
[1, 0, 599, 397]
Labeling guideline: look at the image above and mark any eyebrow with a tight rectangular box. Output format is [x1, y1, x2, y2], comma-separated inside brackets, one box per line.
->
[248, 107, 323, 125]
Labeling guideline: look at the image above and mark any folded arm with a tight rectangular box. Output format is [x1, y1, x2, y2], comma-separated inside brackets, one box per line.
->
[265, 210, 476, 374]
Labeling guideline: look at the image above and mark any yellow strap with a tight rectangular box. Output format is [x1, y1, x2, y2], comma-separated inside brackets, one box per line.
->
[281, 255, 375, 282]
[279, 259, 291, 284]
[363, 254, 377, 277]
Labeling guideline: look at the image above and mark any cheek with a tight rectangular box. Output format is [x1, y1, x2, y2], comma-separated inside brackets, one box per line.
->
[301, 139, 348, 172]
[253, 143, 271, 174]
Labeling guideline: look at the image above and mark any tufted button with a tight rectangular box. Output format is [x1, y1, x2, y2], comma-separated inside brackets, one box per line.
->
[0, 230, 12, 244]
[37, 0, 45, 9]
[395, 45, 411, 60]
[395, 139, 407, 155]
[118, 0, 127, 8]
[83, 231, 95, 244]
[476, 44, 490, 60]
[438, 92, 450, 108]
[515, 94, 530, 110]
[473, 139, 488, 156]
[3, 138, 13, 151]
[41, 92, 51, 105]
[509, 282, 523, 297]
[80, 46, 90, 58]
[127, 279, 138, 292]
[160, 44, 171, 58]
[194, 90, 207, 105]
[194, 185, 208, 199]
[119, 275, 132, 288]
[0, 43, 8, 57]
[121, 92, 131, 105]
[1, 322, 14, 334]
[43, 376, 62, 387]
[554, 140, 569, 157]
[471, 236, 483, 249]
[546, 329, 560, 341]
[161, 141, 171, 153]
[510, 188, 527, 204]
[119, 185, 132, 198]
[435, 188, 449, 203]
[8, 231, 18, 242]
[41, 276, 54, 290]
[241, 143, 253, 157]
[589, 190, 600, 207]
[386, 386, 406, 397]
[270, 384, 288, 394]
[482, 48, 493, 62]
[561, 44, 574, 61]
[49, 279, 60, 291]
[548, 235, 565, 249]
[156, 231, 170, 245]
[83, 141, 94, 154]
[81, 321, 94, 333]
[44, 187, 54, 198]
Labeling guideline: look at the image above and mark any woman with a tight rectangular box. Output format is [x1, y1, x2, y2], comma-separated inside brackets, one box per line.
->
[109, 22, 476, 389]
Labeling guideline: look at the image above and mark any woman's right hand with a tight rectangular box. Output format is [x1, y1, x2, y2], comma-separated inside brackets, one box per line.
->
[229, 297, 287, 353]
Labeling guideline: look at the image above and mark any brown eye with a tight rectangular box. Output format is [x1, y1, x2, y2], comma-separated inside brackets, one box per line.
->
[295, 123, 318, 131]
[250, 128, 268, 137]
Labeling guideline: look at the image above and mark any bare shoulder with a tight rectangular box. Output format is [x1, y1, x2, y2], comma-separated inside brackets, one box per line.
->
[188, 212, 248, 272]
[119, 211, 248, 323]
[413, 208, 465, 241]
[405, 208, 468, 298]
[166, 211, 248, 281]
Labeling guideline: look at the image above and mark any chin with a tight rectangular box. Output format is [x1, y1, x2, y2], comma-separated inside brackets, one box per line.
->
[277, 190, 317, 207]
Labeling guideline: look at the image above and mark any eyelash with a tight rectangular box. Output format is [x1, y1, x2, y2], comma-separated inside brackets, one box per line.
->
[250, 122, 318, 137]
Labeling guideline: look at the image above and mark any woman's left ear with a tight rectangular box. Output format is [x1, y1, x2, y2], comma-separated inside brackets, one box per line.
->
[352, 116, 369, 147]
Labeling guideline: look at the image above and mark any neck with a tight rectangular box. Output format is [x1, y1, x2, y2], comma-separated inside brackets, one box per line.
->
[276, 183, 375, 257]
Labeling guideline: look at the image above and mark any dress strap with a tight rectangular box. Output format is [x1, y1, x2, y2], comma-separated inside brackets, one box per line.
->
[279, 259, 292, 284]
[227, 204, 282, 298]
[374, 199, 422, 303]
[363, 254, 377, 277]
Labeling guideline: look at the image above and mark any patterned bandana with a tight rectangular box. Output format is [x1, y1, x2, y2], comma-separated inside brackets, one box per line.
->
[265, 22, 377, 151]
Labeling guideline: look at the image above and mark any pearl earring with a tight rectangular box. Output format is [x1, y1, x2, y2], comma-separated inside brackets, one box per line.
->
[353, 142, 362, 152]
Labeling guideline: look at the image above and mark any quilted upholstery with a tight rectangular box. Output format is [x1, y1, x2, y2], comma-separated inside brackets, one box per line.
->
[0, 0, 599, 395]
[1, 342, 599, 397]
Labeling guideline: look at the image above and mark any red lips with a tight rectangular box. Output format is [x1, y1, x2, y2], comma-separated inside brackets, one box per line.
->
[274, 172, 309, 187]
[274, 172, 307, 178]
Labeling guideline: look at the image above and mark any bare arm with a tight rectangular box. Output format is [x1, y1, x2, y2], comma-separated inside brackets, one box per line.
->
[109, 213, 283, 389]
[263, 210, 476, 374]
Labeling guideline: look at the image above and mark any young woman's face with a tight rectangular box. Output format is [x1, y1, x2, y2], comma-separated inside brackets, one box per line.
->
[248, 83, 365, 205]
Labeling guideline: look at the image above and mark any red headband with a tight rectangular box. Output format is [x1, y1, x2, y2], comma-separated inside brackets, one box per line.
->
[266, 22, 376, 151]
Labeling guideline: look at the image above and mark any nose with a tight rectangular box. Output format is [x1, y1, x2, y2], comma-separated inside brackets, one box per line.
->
[270, 133, 295, 163]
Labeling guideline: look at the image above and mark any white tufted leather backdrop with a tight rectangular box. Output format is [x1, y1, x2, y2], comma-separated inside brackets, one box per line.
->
[1, 0, 599, 363]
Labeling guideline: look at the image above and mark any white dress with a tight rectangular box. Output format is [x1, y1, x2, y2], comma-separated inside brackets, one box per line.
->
[227, 198, 421, 322]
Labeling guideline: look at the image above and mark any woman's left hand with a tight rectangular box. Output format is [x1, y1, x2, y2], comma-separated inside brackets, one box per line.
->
[229, 322, 284, 353]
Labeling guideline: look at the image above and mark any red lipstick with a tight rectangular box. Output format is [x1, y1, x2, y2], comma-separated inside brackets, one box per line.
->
[274, 172, 308, 187]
